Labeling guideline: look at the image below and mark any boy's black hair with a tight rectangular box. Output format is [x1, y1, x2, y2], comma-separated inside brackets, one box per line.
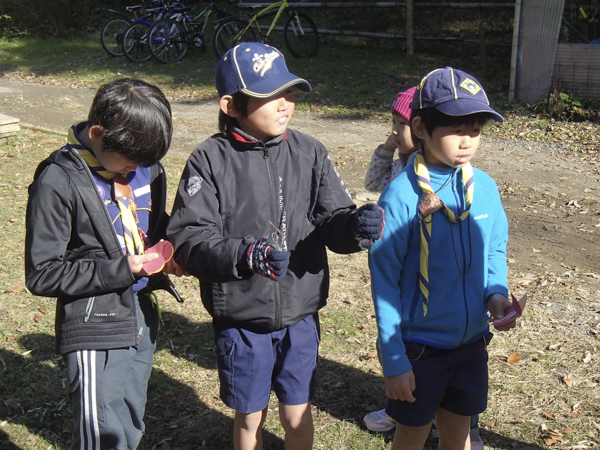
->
[410, 107, 491, 152]
[218, 92, 250, 135]
[88, 78, 172, 166]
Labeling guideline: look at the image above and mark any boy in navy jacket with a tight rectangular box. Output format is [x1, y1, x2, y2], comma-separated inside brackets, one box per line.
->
[167, 43, 384, 449]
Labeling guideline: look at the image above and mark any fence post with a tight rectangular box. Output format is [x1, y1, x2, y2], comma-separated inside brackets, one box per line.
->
[406, 0, 414, 55]
[479, 11, 487, 79]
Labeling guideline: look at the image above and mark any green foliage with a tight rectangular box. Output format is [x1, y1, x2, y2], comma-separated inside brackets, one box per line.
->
[533, 89, 600, 122]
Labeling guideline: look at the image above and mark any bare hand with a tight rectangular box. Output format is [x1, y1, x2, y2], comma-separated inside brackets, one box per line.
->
[128, 253, 159, 276]
[163, 258, 186, 277]
[382, 134, 397, 152]
[385, 370, 416, 402]
[487, 293, 517, 331]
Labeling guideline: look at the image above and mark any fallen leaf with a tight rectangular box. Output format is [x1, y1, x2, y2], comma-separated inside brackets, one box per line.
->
[7, 285, 23, 293]
[583, 351, 592, 364]
[365, 351, 378, 359]
[345, 337, 358, 343]
[38, 306, 48, 314]
[544, 437, 560, 446]
[568, 411, 581, 418]
[548, 343, 562, 350]
[34, 315, 44, 322]
[26, 434, 39, 445]
[6, 336, 16, 342]
[507, 353, 521, 364]
[563, 375, 574, 387]
[369, 367, 382, 375]
[3, 398, 19, 407]
[543, 411, 555, 420]
[533, 248, 541, 253]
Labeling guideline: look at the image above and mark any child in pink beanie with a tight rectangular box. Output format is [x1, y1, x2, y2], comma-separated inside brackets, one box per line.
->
[364, 86, 417, 192]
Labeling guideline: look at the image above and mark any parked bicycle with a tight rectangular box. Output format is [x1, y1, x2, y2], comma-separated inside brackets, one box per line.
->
[119, 1, 187, 62]
[212, 0, 319, 59]
[100, 0, 163, 57]
[147, 3, 230, 64]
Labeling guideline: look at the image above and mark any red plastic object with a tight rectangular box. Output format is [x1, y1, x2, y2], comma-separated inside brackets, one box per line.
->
[491, 294, 527, 327]
[143, 240, 174, 274]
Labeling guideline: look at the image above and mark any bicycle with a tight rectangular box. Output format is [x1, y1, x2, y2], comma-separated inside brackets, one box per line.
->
[121, 1, 186, 63]
[101, 0, 163, 57]
[560, 0, 599, 43]
[212, 0, 319, 60]
[147, 3, 230, 64]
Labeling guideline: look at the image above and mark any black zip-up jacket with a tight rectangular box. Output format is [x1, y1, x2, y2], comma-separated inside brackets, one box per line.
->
[167, 128, 372, 332]
[25, 146, 169, 354]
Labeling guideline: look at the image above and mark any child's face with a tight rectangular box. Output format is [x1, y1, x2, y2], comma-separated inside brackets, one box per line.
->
[95, 147, 139, 176]
[419, 122, 482, 168]
[86, 125, 139, 176]
[237, 88, 295, 142]
[391, 113, 415, 155]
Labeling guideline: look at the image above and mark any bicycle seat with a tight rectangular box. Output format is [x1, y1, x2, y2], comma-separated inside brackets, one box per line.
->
[125, 5, 143, 11]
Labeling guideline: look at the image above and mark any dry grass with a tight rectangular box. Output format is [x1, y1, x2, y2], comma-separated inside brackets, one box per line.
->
[1, 129, 599, 449]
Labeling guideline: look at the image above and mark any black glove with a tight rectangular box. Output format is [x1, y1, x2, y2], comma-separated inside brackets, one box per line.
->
[245, 237, 290, 281]
[352, 203, 385, 241]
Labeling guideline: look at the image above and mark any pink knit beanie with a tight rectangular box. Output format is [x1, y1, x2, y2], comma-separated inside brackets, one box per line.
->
[391, 86, 417, 121]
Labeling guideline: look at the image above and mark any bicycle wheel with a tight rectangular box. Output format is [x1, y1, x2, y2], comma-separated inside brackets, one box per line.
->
[213, 18, 257, 60]
[284, 12, 318, 58]
[122, 21, 153, 62]
[149, 19, 189, 64]
[101, 17, 131, 57]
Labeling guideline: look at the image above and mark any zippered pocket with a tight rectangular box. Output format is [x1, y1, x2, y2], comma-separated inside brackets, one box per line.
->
[83, 297, 96, 323]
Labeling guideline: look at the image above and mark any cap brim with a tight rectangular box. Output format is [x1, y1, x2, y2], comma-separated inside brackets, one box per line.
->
[435, 98, 504, 123]
[241, 73, 311, 99]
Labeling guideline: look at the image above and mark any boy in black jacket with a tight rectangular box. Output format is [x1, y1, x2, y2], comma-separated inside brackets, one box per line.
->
[25, 78, 182, 450]
[167, 42, 385, 450]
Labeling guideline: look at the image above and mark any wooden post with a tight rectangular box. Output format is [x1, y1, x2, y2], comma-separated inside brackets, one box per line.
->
[479, 11, 487, 79]
[508, 0, 522, 101]
[406, 0, 414, 55]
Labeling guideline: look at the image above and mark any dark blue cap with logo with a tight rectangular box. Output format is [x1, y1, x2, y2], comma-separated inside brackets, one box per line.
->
[411, 67, 504, 123]
[215, 42, 311, 99]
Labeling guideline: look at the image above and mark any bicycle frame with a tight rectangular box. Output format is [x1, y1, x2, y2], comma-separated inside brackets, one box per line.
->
[244, 0, 290, 37]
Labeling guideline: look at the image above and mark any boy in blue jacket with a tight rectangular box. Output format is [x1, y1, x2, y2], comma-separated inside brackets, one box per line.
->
[369, 67, 516, 450]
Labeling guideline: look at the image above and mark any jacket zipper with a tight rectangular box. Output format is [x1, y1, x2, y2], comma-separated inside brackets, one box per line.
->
[263, 144, 282, 329]
[451, 179, 469, 344]
[84, 296, 96, 323]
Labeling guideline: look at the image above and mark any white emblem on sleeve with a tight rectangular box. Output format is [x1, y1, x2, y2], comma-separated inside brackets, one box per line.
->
[186, 175, 203, 197]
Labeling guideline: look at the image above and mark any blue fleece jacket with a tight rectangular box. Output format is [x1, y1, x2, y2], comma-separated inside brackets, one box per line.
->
[369, 162, 508, 377]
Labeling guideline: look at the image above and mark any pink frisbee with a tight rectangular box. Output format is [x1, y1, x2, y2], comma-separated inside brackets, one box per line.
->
[491, 294, 527, 327]
[143, 240, 174, 274]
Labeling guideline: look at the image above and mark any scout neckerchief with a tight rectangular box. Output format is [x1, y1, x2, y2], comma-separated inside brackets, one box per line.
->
[414, 152, 473, 316]
[69, 126, 145, 256]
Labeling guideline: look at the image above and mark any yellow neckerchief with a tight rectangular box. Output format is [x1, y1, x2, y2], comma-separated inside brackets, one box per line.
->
[414, 152, 473, 315]
[68, 124, 144, 256]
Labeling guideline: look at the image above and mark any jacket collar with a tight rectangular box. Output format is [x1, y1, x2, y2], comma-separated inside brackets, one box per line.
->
[228, 120, 288, 149]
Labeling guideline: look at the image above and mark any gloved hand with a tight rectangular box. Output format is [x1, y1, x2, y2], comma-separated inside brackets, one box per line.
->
[245, 237, 290, 281]
[352, 203, 385, 240]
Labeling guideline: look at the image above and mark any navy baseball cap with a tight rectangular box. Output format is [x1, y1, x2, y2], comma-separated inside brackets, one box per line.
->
[411, 67, 504, 123]
[215, 42, 311, 98]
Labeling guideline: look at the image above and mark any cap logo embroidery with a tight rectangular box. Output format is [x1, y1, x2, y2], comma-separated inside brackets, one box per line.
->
[460, 78, 481, 95]
[252, 51, 280, 77]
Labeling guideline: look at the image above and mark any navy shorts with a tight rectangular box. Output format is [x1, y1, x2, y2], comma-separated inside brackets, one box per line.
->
[213, 313, 320, 414]
[386, 332, 492, 427]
